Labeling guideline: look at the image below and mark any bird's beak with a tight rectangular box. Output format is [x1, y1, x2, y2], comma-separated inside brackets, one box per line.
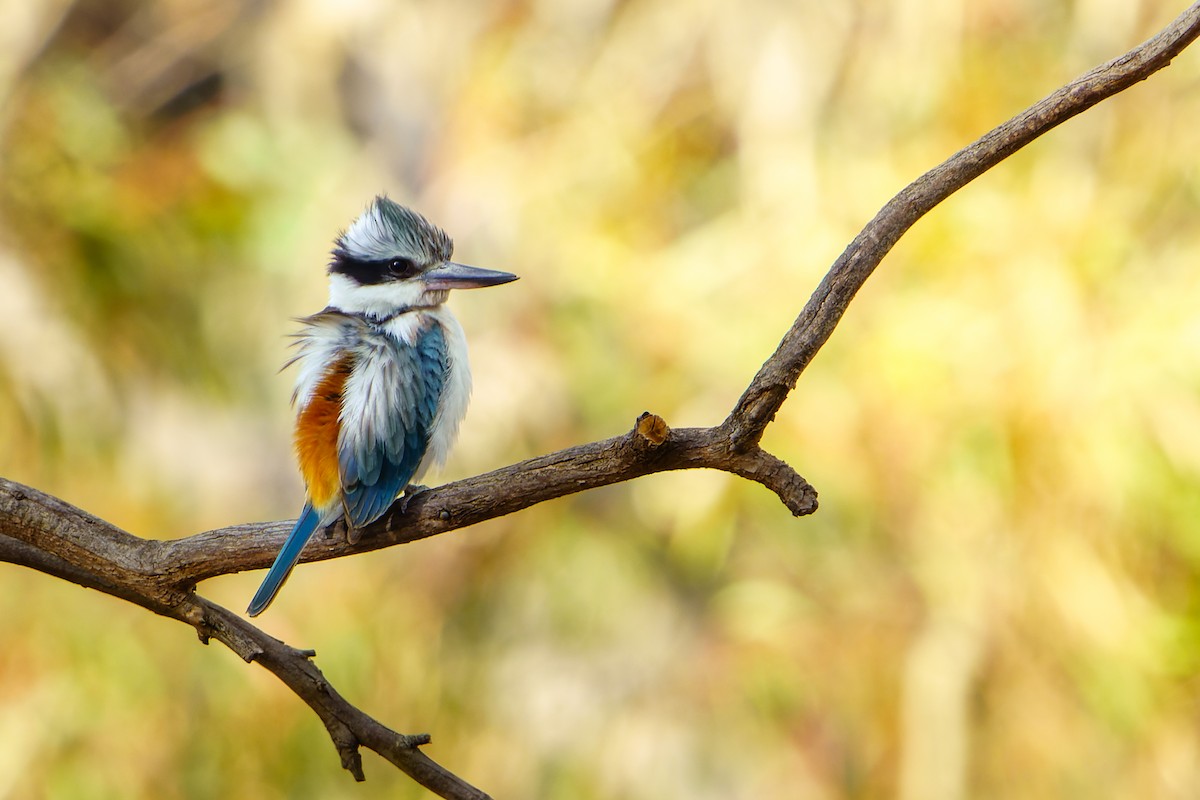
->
[422, 262, 518, 291]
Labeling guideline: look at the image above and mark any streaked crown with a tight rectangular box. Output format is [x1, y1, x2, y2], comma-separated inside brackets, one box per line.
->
[330, 196, 453, 285]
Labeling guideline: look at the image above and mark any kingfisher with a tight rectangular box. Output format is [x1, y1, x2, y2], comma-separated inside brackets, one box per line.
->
[247, 196, 517, 616]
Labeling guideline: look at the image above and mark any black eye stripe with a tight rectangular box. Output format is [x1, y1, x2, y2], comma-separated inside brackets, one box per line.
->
[328, 252, 422, 284]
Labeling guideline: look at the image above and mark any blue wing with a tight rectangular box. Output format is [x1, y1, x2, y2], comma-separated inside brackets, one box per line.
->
[339, 323, 447, 528]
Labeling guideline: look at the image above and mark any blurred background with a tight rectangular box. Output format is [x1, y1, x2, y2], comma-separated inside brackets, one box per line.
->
[2, 0, 1199, 797]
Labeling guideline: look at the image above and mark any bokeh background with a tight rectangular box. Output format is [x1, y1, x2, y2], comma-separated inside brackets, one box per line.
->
[2, 0, 1200, 797]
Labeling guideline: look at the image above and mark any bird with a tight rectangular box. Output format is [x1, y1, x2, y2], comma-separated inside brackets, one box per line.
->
[247, 196, 517, 616]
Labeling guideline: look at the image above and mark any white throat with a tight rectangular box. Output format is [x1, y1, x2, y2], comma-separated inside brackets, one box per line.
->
[327, 273, 446, 318]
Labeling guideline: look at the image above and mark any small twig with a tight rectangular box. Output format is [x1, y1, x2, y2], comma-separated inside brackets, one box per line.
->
[188, 598, 492, 797]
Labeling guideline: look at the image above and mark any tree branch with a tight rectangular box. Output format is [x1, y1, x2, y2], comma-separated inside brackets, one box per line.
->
[158, 417, 817, 587]
[725, 1, 1200, 452]
[0, 482, 494, 799]
[0, 414, 815, 799]
[3, 4, 1199, 796]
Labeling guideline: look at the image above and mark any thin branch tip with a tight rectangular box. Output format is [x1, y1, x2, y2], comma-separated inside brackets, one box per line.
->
[741, 448, 819, 517]
[341, 750, 366, 781]
[402, 733, 433, 748]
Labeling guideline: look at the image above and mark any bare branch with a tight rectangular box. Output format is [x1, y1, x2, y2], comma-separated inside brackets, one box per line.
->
[725, 2, 1200, 452]
[156, 417, 817, 587]
[0, 479, 493, 799]
[0, 414, 819, 593]
[187, 598, 493, 798]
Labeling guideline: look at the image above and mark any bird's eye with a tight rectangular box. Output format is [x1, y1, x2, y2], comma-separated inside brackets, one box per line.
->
[388, 257, 418, 278]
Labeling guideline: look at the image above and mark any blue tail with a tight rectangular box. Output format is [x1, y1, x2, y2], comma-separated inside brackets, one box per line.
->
[247, 503, 323, 617]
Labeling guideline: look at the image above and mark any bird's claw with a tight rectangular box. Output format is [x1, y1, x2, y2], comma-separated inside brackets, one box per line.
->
[337, 518, 362, 545]
[399, 484, 429, 515]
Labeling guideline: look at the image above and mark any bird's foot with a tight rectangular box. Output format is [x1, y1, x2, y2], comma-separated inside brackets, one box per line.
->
[331, 518, 362, 546]
[398, 484, 429, 515]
